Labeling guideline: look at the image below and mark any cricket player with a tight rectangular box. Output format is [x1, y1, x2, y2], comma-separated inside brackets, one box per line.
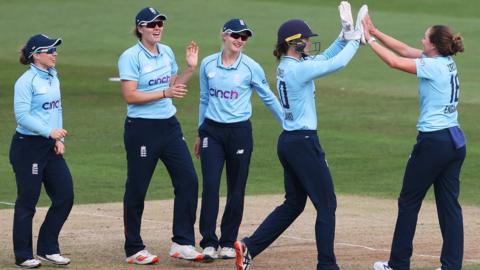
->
[193, 18, 283, 260]
[235, 2, 366, 270]
[362, 14, 467, 270]
[118, 7, 203, 264]
[10, 34, 73, 268]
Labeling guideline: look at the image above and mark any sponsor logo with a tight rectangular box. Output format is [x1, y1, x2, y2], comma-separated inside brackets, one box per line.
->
[42, 100, 60, 110]
[236, 149, 244, 155]
[148, 75, 171, 86]
[209, 88, 239, 99]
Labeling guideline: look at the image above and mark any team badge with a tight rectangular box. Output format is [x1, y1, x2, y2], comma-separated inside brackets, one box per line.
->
[202, 137, 208, 148]
[140, 146, 147, 157]
[207, 71, 216, 78]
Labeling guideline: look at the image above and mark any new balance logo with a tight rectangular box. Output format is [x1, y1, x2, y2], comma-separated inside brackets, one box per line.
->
[236, 149, 244, 155]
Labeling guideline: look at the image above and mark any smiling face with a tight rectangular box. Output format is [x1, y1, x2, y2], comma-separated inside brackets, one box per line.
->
[138, 20, 164, 46]
[222, 31, 249, 54]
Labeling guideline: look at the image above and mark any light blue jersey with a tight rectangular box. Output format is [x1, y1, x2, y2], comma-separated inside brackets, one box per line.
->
[118, 41, 178, 119]
[198, 52, 283, 126]
[415, 55, 459, 132]
[276, 39, 359, 131]
[14, 64, 62, 138]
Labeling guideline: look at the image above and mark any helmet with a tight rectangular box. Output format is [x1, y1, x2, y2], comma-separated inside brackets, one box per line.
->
[277, 19, 318, 45]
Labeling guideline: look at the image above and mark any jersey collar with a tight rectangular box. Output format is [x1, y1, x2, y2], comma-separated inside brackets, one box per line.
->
[216, 50, 242, 70]
[30, 64, 57, 79]
[137, 41, 163, 58]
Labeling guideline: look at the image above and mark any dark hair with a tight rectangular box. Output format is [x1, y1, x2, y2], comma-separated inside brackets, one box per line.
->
[133, 27, 142, 39]
[19, 45, 31, 65]
[273, 42, 289, 60]
[429, 25, 464, 56]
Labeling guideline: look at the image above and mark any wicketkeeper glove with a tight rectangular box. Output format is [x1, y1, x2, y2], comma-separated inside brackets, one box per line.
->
[338, 1, 361, 41]
[355, 4, 369, 44]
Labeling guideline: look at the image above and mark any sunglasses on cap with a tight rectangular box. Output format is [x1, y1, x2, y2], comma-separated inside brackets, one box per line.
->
[230, 33, 249, 41]
[142, 20, 164, 28]
[36, 47, 57, 54]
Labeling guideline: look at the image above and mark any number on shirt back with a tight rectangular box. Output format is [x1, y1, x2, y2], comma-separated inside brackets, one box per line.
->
[278, 80, 290, 109]
[450, 74, 459, 103]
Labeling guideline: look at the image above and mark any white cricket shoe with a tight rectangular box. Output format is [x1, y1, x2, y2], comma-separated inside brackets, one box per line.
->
[169, 242, 204, 261]
[202, 246, 218, 262]
[373, 261, 392, 270]
[125, 250, 159, 265]
[16, 259, 41, 268]
[37, 254, 70, 265]
[219, 246, 236, 259]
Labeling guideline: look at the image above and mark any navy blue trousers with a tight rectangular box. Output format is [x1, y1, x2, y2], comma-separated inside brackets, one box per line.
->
[199, 119, 253, 249]
[244, 130, 339, 270]
[389, 129, 466, 270]
[9, 132, 74, 264]
[123, 116, 198, 257]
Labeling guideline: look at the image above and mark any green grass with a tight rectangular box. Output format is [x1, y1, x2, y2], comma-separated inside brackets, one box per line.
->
[1, 0, 479, 215]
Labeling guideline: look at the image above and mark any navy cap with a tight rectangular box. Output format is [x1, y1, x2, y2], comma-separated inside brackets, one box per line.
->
[223, 19, 253, 37]
[277, 19, 318, 45]
[135, 7, 167, 26]
[25, 34, 62, 59]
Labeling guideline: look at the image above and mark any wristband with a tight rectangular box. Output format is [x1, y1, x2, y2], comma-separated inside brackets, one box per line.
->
[367, 37, 377, 44]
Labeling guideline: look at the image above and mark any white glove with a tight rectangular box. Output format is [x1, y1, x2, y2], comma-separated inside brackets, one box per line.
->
[355, 4, 369, 44]
[338, 1, 361, 40]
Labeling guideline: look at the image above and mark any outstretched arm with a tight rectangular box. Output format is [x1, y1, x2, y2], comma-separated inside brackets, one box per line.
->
[363, 18, 417, 74]
[364, 15, 422, 59]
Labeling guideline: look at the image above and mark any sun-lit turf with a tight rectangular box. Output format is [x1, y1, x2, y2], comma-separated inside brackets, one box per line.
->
[0, 0, 479, 212]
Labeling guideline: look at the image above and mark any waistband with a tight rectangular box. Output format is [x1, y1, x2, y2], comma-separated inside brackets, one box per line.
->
[418, 128, 450, 135]
[204, 118, 251, 128]
[13, 132, 53, 142]
[282, 130, 317, 136]
[126, 116, 177, 123]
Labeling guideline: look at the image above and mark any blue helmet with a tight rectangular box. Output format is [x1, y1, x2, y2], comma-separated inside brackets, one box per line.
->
[277, 19, 318, 45]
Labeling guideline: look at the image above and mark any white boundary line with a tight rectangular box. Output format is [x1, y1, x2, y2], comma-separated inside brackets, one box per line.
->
[0, 201, 15, 206]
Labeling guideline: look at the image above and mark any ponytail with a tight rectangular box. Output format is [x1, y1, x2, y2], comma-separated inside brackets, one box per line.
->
[19, 45, 31, 65]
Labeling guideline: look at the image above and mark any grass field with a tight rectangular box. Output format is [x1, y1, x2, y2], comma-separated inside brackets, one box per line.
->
[0, 0, 479, 269]
[1, 0, 478, 206]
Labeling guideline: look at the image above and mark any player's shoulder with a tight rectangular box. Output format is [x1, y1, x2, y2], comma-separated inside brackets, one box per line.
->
[201, 52, 219, 67]
[15, 69, 36, 90]
[119, 44, 142, 61]
[240, 53, 259, 66]
[158, 43, 175, 56]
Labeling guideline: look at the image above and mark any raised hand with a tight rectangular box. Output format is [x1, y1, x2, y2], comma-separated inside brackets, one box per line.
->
[186, 41, 199, 69]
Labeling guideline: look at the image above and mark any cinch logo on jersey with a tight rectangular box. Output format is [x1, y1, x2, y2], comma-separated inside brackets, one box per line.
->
[148, 75, 171, 86]
[209, 88, 239, 100]
[42, 100, 60, 110]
